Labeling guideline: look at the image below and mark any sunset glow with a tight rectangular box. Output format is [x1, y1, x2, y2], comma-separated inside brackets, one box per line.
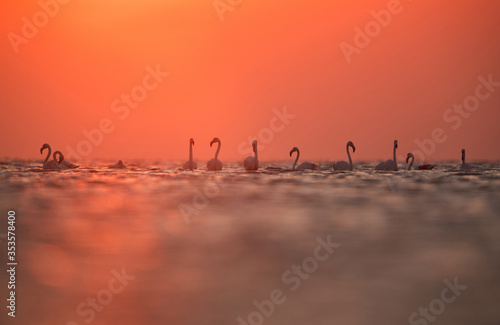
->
[2, 3, 500, 324]
[1, 0, 499, 162]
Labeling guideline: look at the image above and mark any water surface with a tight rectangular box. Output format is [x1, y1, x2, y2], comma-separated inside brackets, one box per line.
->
[1, 160, 499, 325]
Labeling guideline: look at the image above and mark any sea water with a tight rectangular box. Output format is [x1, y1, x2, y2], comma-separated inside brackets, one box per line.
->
[0, 160, 499, 325]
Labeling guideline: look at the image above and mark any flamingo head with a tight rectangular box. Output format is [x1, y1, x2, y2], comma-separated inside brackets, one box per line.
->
[347, 141, 356, 153]
[210, 137, 220, 147]
[394, 140, 398, 149]
[190, 138, 195, 146]
[406, 152, 413, 163]
[252, 140, 257, 152]
[289, 147, 299, 157]
[40, 143, 49, 154]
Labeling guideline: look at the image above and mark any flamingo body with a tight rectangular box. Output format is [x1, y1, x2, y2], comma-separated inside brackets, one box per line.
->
[207, 159, 222, 171]
[374, 161, 386, 170]
[375, 159, 397, 171]
[333, 161, 350, 170]
[244, 157, 258, 170]
[297, 162, 318, 170]
[183, 161, 198, 170]
[43, 160, 60, 170]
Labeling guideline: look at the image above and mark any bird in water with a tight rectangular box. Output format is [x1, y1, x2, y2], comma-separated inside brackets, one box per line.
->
[406, 153, 435, 170]
[183, 138, 197, 170]
[333, 141, 355, 171]
[375, 140, 398, 171]
[244, 140, 259, 171]
[207, 137, 223, 171]
[40, 143, 60, 170]
[460, 149, 472, 170]
[289, 147, 318, 170]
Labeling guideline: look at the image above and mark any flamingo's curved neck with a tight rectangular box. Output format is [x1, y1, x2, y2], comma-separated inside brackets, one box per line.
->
[44, 145, 51, 164]
[292, 150, 299, 170]
[408, 156, 414, 170]
[189, 142, 193, 165]
[393, 144, 398, 169]
[346, 144, 353, 171]
[215, 141, 221, 159]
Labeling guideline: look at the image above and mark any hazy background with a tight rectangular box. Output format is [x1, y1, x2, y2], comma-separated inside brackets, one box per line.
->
[1, 0, 499, 161]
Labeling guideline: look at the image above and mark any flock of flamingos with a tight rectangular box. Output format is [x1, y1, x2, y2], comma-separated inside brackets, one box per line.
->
[40, 138, 474, 171]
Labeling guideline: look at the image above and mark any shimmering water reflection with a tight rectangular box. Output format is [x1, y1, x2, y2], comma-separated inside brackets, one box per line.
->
[0, 160, 499, 325]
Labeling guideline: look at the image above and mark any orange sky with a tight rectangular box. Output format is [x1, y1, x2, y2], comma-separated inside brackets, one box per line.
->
[1, 0, 499, 162]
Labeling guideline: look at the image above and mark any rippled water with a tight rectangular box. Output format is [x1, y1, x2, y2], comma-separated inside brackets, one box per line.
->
[1, 160, 499, 325]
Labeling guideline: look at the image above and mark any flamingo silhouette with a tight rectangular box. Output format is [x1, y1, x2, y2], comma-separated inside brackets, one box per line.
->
[244, 140, 259, 171]
[375, 140, 398, 171]
[183, 138, 197, 170]
[460, 149, 472, 170]
[406, 153, 435, 170]
[289, 147, 318, 170]
[40, 143, 60, 170]
[333, 141, 355, 171]
[207, 137, 223, 171]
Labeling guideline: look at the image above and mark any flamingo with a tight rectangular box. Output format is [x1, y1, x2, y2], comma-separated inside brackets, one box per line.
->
[53, 151, 78, 169]
[40, 143, 60, 170]
[183, 138, 197, 170]
[375, 140, 398, 171]
[460, 149, 472, 170]
[289, 147, 318, 170]
[406, 153, 436, 170]
[333, 141, 356, 171]
[108, 160, 126, 169]
[244, 140, 259, 171]
[207, 137, 223, 171]
[406, 153, 414, 170]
